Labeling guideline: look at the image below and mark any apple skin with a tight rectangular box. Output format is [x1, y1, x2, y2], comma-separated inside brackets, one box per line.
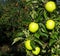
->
[32, 47, 40, 55]
[45, 1, 56, 12]
[25, 40, 32, 50]
[29, 22, 39, 33]
[46, 19, 55, 30]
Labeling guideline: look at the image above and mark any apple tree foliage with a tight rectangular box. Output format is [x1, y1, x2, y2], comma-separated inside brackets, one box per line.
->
[0, 0, 60, 56]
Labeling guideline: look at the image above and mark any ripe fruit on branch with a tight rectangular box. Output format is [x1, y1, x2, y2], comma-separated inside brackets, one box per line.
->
[25, 40, 32, 50]
[46, 19, 55, 30]
[45, 1, 56, 12]
[29, 22, 39, 33]
[32, 46, 40, 55]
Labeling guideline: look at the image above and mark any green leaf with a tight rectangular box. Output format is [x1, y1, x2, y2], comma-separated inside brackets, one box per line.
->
[30, 40, 36, 50]
[30, 10, 38, 19]
[12, 37, 24, 45]
[49, 39, 56, 47]
[34, 32, 40, 39]
[55, 49, 60, 55]
[34, 38, 44, 47]
[43, 10, 48, 19]
[39, 23, 47, 33]
[40, 32, 48, 38]
[16, 32, 24, 37]
[50, 31, 58, 39]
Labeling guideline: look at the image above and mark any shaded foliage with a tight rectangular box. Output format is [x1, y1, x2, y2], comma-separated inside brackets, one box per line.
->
[0, 0, 60, 56]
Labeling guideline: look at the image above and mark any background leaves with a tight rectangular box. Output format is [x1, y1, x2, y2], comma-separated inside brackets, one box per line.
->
[0, 0, 60, 56]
